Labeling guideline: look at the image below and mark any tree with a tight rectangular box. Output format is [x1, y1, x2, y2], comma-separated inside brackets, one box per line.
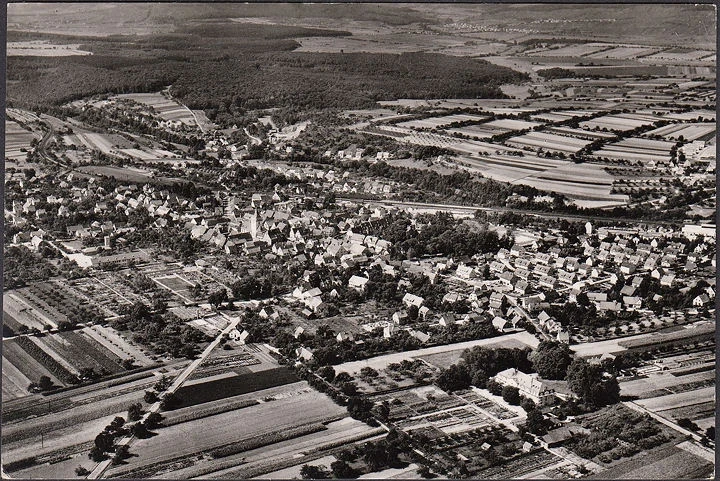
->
[566, 358, 619, 408]
[122, 358, 136, 370]
[94, 432, 114, 453]
[525, 408, 548, 435]
[435, 364, 470, 392]
[160, 392, 180, 410]
[127, 402, 143, 421]
[208, 289, 228, 308]
[145, 412, 163, 429]
[705, 426, 715, 440]
[75, 466, 90, 476]
[502, 385, 521, 405]
[38, 375, 53, 391]
[330, 460, 357, 479]
[131, 421, 150, 438]
[144, 390, 159, 403]
[317, 365, 336, 382]
[300, 464, 330, 479]
[530, 341, 573, 380]
[88, 446, 106, 462]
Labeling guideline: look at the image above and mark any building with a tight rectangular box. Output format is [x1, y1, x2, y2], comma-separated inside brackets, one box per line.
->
[494, 368, 555, 405]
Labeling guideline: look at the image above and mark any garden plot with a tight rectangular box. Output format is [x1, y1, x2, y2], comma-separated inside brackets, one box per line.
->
[506, 131, 592, 154]
[644, 122, 716, 141]
[82, 325, 155, 366]
[3, 291, 57, 330]
[151, 273, 197, 303]
[5, 120, 40, 160]
[396, 114, 489, 130]
[635, 385, 715, 413]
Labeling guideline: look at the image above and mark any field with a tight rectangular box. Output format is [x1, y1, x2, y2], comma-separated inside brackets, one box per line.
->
[665, 109, 715, 122]
[587, 443, 714, 479]
[529, 43, 610, 57]
[586, 45, 660, 59]
[76, 165, 154, 182]
[644, 122, 716, 141]
[174, 367, 299, 408]
[619, 369, 715, 399]
[580, 113, 660, 132]
[396, 114, 489, 130]
[543, 125, 615, 140]
[7, 40, 92, 56]
[104, 385, 348, 478]
[635, 386, 715, 413]
[593, 137, 675, 163]
[113, 92, 197, 126]
[506, 131, 592, 154]
[5, 120, 40, 160]
[418, 337, 530, 369]
[64, 132, 134, 154]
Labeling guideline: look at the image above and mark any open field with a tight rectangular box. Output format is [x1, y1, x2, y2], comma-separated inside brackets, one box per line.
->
[334, 331, 538, 375]
[580, 113, 660, 132]
[644, 122, 716, 141]
[593, 137, 675, 163]
[506, 131, 591, 154]
[5, 120, 40, 160]
[104, 386, 347, 478]
[7, 40, 92, 56]
[619, 369, 715, 399]
[396, 114, 489, 130]
[65, 132, 134, 154]
[634, 386, 715, 413]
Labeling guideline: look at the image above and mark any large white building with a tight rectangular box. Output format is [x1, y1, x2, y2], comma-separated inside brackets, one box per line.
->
[494, 368, 556, 405]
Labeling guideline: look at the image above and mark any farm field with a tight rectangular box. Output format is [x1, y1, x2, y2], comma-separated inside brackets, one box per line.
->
[506, 131, 592, 154]
[334, 331, 538, 375]
[593, 137, 675, 163]
[76, 164, 154, 182]
[665, 109, 715, 121]
[580, 113, 660, 132]
[1, 357, 33, 401]
[543, 125, 615, 140]
[619, 369, 715, 399]
[529, 42, 610, 57]
[396, 114, 489, 130]
[5, 120, 40, 160]
[7, 40, 92, 56]
[104, 386, 347, 478]
[113, 92, 197, 126]
[587, 443, 714, 479]
[64, 132, 134, 154]
[646, 49, 716, 62]
[2, 338, 66, 389]
[586, 45, 660, 59]
[644, 122, 716, 141]
[634, 386, 715, 413]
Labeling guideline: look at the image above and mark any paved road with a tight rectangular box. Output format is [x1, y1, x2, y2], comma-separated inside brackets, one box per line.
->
[87, 311, 242, 479]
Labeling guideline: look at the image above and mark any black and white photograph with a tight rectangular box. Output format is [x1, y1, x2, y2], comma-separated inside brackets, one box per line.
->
[2, 2, 717, 479]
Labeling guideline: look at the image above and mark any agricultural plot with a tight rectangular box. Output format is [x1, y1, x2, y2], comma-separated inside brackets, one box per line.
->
[587, 443, 714, 480]
[105, 386, 347, 478]
[7, 40, 92, 56]
[586, 45, 660, 59]
[506, 131, 592, 154]
[619, 369, 715, 399]
[665, 109, 715, 122]
[530, 43, 611, 57]
[592, 137, 675, 163]
[2, 338, 66, 388]
[82, 325, 155, 366]
[5, 120, 40, 160]
[7, 108, 41, 124]
[531, 109, 600, 123]
[396, 114, 489, 130]
[645, 49, 715, 62]
[1, 356, 33, 400]
[117, 147, 180, 160]
[635, 386, 715, 413]
[544, 125, 615, 140]
[64, 132, 133, 154]
[113, 92, 197, 126]
[644, 122, 716, 141]
[580, 113, 660, 132]
[3, 291, 58, 331]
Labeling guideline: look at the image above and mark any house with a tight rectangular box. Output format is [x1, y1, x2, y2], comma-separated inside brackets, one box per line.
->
[259, 306, 279, 320]
[494, 368, 555, 405]
[295, 347, 314, 361]
[229, 329, 250, 344]
[409, 329, 431, 344]
[402, 293, 424, 308]
[693, 294, 711, 307]
[348, 275, 370, 292]
[492, 316, 508, 332]
[293, 326, 305, 339]
[392, 311, 409, 325]
[336, 332, 354, 342]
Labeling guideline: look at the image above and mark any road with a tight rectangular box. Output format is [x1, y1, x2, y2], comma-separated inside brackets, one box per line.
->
[87, 311, 242, 479]
[623, 401, 704, 443]
[336, 197, 684, 226]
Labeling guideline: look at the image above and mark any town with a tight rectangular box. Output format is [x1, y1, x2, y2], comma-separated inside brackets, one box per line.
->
[3, 3, 716, 480]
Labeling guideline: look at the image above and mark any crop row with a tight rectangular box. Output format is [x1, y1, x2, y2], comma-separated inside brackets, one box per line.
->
[14, 336, 79, 385]
[60, 332, 125, 374]
[210, 423, 327, 459]
[162, 399, 260, 427]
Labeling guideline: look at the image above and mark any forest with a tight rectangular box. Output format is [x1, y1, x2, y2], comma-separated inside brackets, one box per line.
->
[7, 21, 527, 124]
